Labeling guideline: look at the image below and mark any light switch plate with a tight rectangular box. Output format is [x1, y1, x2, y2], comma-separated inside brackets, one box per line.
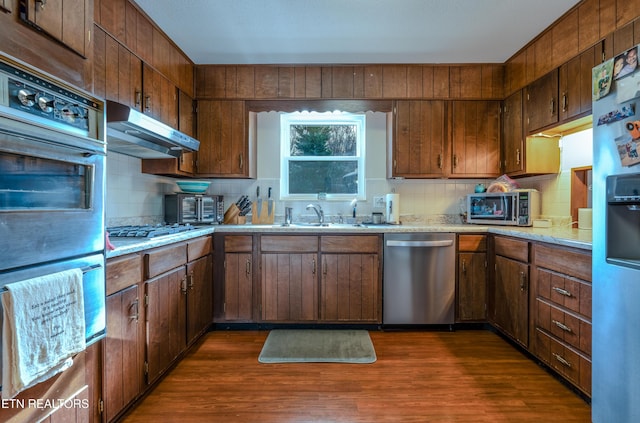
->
[373, 196, 385, 208]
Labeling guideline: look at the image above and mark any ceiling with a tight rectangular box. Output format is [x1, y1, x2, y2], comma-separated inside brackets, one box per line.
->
[134, 0, 581, 65]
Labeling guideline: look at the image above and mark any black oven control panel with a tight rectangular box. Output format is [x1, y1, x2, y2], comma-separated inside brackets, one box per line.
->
[0, 60, 97, 132]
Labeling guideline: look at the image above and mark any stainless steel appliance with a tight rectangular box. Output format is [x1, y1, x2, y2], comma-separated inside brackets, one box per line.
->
[106, 100, 200, 159]
[383, 233, 455, 325]
[592, 55, 640, 422]
[107, 223, 198, 238]
[466, 189, 540, 226]
[164, 194, 224, 224]
[0, 53, 106, 346]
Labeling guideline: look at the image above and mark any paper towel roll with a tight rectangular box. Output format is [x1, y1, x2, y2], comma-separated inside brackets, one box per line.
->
[386, 193, 400, 224]
[578, 208, 592, 230]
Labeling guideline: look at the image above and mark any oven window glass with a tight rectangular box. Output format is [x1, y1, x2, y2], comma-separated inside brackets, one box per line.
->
[0, 152, 92, 210]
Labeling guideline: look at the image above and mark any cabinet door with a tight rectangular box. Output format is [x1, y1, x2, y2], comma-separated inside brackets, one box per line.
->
[393, 100, 446, 178]
[451, 100, 501, 177]
[502, 90, 524, 174]
[457, 252, 487, 321]
[526, 69, 559, 134]
[321, 253, 379, 322]
[493, 255, 529, 347]
[143, 63, 178, 128]
[223, 253, 253, 321]
[197, 100, 248, 177]
[105, 285, 141, 422]
[24, 0, 90, 57]
[559, 46, 596, 122]
[186, 254, 213, 344]
[145, 266, 187, 384]
[261, 253, 318, 321]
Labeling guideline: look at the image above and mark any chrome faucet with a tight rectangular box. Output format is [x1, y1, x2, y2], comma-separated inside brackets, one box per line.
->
[306, 203, 324, 224]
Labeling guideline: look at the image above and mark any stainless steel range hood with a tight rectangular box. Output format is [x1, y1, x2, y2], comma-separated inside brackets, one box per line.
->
[106, 100, 199, 159]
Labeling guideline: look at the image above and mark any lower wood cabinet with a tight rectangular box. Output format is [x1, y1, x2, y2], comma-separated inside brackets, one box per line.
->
[261, 235, 319, 322]
[489, 236, 530, 348]
[105, 253, 143, 422]
[456, 234, 487, 322]
[320, 235, 381, 323]
[219, 235, 254, 322]
[531, 243, 592, 396]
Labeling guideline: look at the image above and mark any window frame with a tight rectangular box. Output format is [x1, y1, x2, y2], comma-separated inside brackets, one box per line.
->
[279, 111, 366, 201]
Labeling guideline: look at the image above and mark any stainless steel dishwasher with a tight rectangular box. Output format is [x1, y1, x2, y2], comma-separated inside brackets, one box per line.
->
[383, 233, 456, 325]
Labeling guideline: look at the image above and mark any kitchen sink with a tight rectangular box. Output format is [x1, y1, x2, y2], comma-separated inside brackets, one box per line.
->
[275, 222, 368, 229]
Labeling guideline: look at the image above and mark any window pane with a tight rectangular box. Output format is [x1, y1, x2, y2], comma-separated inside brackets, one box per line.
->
[290, 125, 357, 157]
[288, 160, 358, 194]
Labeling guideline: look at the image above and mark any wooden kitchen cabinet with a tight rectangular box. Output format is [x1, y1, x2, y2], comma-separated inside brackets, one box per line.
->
[143, 236, 212, 383]
[105, 285, 141, 422]
[93, 27, 142, 111]
[450, 100, 501, 177]
[144, 243, 187, 384]
[219, 235, 254, 322]
[558, 46, 597, 123]
[197, 100, 252, 178]
[320, 235, 381, 323]
[141, 90, 196, 177]
[457, 234, 487, 322]
[502, 90, 524, 174]
[186, 237, 213, 345]
[531, 243, 592, 396]
[260, 235, 319, 322]
[490, 236, 530, 348]
[105, 253, 144, 422]
[392, 100, 447, 178]
[21, 0, 91, 57]
[525, 69, 559, 134]
[142, 63, 179, 129]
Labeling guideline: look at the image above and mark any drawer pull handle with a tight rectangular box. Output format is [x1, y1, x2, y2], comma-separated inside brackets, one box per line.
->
[180, 276, 188, 294]
[552, 320, 572, 333]
[462, 259, 467, 273]
[552, 287, 572, 297]
[553, 353, 572, 368]
[519, 271, 527, 291]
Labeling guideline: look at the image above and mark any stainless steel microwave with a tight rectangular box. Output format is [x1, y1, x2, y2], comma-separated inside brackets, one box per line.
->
[165, 194, 224, 224]
[466, 189, 540, 226]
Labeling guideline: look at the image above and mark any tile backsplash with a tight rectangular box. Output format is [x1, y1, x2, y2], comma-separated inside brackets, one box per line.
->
[106, 122, 592, 228]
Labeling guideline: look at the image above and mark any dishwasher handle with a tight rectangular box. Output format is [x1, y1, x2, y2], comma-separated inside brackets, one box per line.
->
[386, 239, 454, 248]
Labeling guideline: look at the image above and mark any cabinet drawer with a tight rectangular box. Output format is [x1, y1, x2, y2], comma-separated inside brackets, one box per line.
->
[537, 268, 592, 319]
[224, 235, 253, 252]
[534, 243, 591, 282]
[321, 235, 379, 253]
[536, 299, 591, 356]
[106, 253, 142, 296]
[144, 243, 187, 279]
[261, 235, 318, 252]
[494, 236, 528, 262]
[534, 328, 592, 395]
[458, 234, 486, 252]
[187, 236, 212, 262]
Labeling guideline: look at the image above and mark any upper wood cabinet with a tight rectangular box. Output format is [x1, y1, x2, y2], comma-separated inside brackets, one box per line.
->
[93, 27, 142, 110]
[450, 100, 501, 178]
[142, 63, 178, 128]
[558, 45, 597, 123]
[196, 100, 253, 178]
[392, 100, 447, 178]
[21, 0, 91, 57]
[502, 90, 524, 174]
[525, 69, 559, 134]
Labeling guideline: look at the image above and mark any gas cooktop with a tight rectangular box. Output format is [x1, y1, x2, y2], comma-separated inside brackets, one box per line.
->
[106, 224, 197, 238]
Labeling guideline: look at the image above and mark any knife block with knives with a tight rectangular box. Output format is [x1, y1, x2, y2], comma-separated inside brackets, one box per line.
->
[252, 186, 275, 224]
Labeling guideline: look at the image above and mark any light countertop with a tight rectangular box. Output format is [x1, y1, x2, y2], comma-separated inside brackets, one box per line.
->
[106, 222, 591, 259]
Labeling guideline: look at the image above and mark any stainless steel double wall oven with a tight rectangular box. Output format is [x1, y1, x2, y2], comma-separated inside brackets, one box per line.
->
[0, 53, 107, 345]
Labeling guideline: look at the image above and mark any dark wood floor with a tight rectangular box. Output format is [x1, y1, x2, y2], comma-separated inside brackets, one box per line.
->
[121, 330, 591, 423]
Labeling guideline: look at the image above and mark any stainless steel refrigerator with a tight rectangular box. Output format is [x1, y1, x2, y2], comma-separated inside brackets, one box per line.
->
[592, 49, 640, 423]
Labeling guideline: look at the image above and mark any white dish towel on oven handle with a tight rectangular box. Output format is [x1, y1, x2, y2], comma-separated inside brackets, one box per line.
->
[1, 268, 86, 399]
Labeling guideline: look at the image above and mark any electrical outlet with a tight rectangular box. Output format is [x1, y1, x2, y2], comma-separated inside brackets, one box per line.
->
[373, 196, 385, 208]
